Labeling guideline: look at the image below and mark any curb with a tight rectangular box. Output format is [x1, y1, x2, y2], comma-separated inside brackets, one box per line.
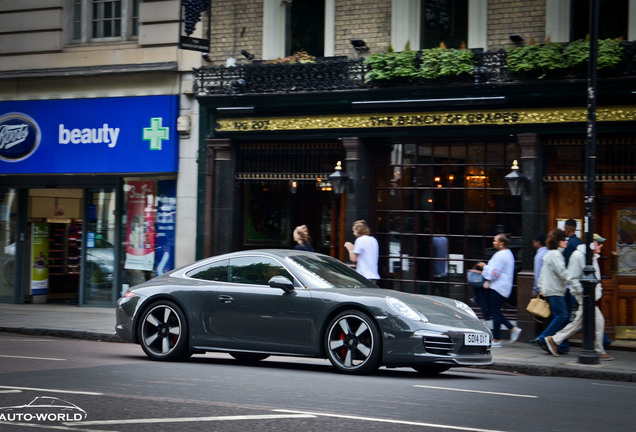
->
[481, 361, 635, 382]
[0, 327, 122, 343]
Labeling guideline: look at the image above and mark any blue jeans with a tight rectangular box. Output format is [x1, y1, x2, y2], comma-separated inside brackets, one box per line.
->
[473, 286, 492, 320]
[539, 295, 569, 343]
[490, 289, 513, 340]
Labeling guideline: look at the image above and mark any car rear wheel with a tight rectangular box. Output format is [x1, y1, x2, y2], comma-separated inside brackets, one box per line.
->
[139, 301, 190, 361]
[412, 364, 451, 375]
[325, 310, 381, 374]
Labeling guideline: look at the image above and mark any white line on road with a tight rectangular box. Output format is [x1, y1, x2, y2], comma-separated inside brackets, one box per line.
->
[414, 385, 538, 398]
[0, 390, 21, 394]
[592, 382, 636, 389]
[0, 386, 103, 396]
[0, 354, 65, 361]
[275, 409, 515, 432]
[68, 413, 316, 426]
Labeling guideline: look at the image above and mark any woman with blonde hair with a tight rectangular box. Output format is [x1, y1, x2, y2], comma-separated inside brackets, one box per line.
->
[344, 220, 380, 283]
[293, 225, 315, 252]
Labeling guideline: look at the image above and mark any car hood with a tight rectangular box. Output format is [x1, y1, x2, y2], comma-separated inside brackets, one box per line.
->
[318, 287, 488, 331]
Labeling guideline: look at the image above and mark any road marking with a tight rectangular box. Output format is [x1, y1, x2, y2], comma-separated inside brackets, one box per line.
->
[69, 413, 316, 426]
[414, 385, 537, 399]
[592, 382, 636, 389]
[0, 386, 103, 396]
[0, 389, 21, 394]
[275, 409, 515, 432]
[0, 354, 65, 361]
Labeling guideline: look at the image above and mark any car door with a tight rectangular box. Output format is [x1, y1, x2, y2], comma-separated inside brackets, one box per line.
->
[211, 255, 314, 352]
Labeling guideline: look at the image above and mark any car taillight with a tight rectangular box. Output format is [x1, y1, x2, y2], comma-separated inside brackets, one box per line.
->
[122, 290, 136, 298]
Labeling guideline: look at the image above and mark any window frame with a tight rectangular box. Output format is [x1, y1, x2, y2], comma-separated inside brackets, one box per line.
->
[68, 0, 139, 45]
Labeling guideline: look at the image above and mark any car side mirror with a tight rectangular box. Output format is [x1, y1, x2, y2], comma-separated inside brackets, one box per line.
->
[268, 276, 294, 293]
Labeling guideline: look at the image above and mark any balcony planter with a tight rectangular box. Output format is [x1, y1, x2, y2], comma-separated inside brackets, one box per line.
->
[364, 46, 475, 86]
[505, 38, 624, 80]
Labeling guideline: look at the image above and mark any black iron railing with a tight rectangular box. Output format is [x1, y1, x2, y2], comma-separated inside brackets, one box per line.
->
[193, 42, 636, 97]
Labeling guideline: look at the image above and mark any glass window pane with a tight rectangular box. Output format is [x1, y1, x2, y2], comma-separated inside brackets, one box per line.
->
[188, 259, 229, 281]
[0, 189, 18, 301]
[230, 257, 292, 286]
[84, 189, 116, 304]
[420, 0, 468, 49]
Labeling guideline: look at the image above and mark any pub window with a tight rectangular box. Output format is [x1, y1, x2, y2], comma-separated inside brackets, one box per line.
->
[374, 139, 521, 301]
[420, 0, 468, 49]
[287, 0, 325, 57]
[70, 0, 139, 44]
[570, 0, 628, 40]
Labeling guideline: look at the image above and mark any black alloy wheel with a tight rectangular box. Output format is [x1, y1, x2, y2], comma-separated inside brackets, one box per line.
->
[139, 300, 190, 361]
[325, 310, 381, 374]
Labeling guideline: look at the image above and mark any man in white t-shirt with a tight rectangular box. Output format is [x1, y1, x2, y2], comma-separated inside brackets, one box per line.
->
[344, 220, 380, 283]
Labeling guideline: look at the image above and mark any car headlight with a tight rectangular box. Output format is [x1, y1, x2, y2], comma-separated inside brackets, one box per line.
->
[386, 297, 428, 323]
[454, 300, 478, 319]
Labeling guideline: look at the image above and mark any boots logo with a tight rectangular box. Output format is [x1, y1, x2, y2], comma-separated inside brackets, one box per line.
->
[0, 396, 87, 423]
[0, 113, 41, 162]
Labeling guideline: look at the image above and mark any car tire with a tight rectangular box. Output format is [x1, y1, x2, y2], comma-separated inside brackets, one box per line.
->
[325, 310, 381, 374]
[229, 352, 270, 363]
[139, 300, 190, 361]
[412, 364, 451, 375]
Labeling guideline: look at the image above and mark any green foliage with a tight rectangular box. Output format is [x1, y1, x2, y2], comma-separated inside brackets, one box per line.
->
[506, 43, 566, 78]
[364, 50, 419, 82]
[364, 47, 475, 83]
[506, 38, 624, 78]
[419, 47, 475, 79]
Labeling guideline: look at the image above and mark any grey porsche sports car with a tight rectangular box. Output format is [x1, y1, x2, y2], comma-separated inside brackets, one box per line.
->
[116, 249, 493, 375]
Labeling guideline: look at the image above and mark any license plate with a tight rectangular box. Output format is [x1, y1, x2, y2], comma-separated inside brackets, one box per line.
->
[464, 333, 489, 346]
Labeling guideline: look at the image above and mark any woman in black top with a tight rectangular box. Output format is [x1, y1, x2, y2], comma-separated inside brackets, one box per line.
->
[293, 225, 315, 252]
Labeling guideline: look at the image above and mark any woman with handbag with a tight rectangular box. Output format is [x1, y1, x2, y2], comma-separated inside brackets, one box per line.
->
[536, 228, 569, 352]
[475, 233, 521, 347]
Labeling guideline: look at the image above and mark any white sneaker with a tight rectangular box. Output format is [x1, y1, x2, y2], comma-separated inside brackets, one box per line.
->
[510, 327, 522, 343]
[491, 340, 502, 347]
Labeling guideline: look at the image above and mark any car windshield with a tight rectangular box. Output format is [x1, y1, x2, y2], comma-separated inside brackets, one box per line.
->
[286, 254, 377, 289]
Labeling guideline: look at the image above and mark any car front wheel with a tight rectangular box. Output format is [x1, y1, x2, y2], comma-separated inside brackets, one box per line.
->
[325, 310, 381, 374]
[139, 301, 190, 361]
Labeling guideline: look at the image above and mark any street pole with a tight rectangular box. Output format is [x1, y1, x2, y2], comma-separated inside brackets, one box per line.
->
[579, 0, 600, 365]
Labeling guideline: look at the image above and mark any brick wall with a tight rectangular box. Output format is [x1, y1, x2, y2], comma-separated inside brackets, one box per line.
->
[333, 0, 391, 56]
[487, 0, 546, 50]
[205, 0, 551, 63]
[208, 0, 263, 64]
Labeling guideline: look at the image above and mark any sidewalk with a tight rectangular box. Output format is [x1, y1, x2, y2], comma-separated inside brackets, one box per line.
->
[0, 303, 634, 382]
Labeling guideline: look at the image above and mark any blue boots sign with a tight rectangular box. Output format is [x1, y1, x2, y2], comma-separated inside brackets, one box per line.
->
[0, 95, 178, 174]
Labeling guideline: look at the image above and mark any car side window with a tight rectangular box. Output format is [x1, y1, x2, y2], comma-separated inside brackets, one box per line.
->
[229, 256, 293, 286]
[186, 259, 229, 282]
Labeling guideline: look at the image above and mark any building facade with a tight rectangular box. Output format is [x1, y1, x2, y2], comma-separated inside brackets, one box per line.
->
[195, 0, 636, 340]
[0, 0, 201, 306]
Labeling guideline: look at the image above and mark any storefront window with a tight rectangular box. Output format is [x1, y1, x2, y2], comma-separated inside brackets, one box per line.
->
[0, 189, 18, 302]
[83, 188, 116, 304]
[375, 139, 521, 300]
[121, 177, 177, 291]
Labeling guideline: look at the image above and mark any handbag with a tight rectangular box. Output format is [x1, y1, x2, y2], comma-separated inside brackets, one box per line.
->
[526, 296, 551, 318]
[467, 271, 485, 288]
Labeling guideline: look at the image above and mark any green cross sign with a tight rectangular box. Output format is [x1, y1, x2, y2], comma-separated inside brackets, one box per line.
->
[143, 117, 169, 150]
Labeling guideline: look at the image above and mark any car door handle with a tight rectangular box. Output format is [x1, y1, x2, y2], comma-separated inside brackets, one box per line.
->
[218, 295, 234, 304]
